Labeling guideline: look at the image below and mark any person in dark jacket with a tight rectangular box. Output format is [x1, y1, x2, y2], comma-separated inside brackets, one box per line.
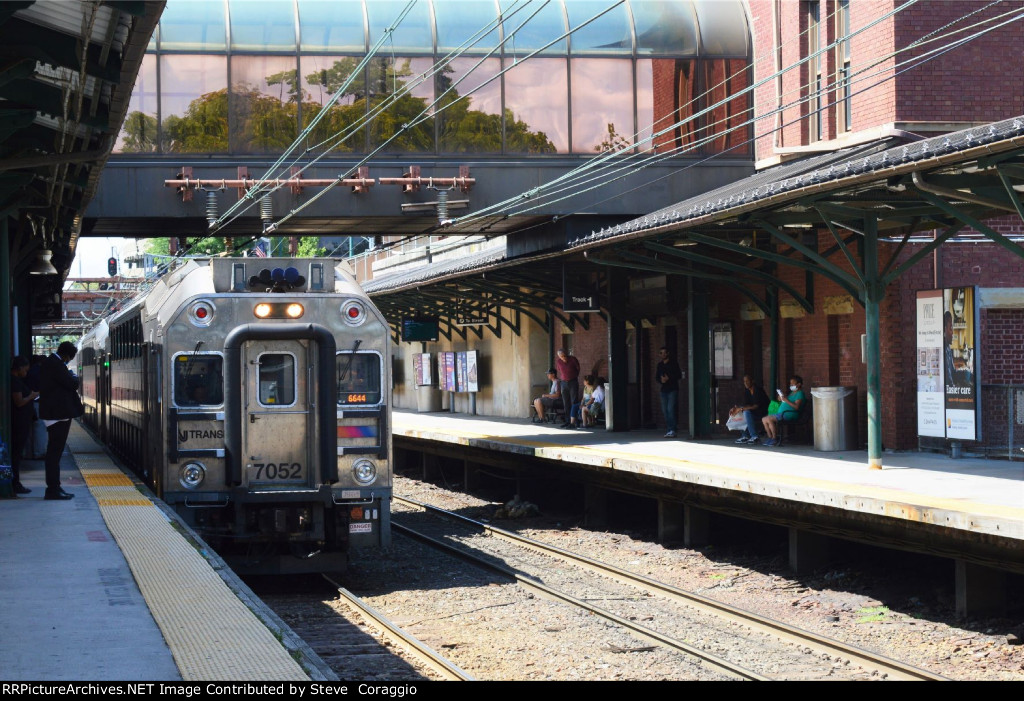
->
[655, 347, 682, 438]
[10, 356, 38, 495]
[729, 374, 771, 444]
[38, 341, 82, 500]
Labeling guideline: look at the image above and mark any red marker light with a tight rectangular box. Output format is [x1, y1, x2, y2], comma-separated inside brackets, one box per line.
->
[195, 307, 208, 319]
[348, 306, 360, 318]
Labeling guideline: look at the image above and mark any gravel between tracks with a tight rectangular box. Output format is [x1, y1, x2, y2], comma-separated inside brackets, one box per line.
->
[339, 475, 1024, 681]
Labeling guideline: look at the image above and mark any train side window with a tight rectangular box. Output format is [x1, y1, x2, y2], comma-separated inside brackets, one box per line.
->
[174, 354, 224, 407]
[337, 352, 382, 405]
[258, 353, 296, 406]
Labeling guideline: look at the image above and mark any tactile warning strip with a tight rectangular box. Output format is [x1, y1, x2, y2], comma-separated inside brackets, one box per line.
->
[68, 424, 308, 681]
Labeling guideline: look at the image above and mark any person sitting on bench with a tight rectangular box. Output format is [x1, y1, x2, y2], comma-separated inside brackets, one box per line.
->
[581, 375, 605, 427]
[532, 369, 561, 423]
[762, 375, 805, 447]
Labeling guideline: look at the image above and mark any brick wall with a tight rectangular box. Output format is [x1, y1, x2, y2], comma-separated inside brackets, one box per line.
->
[749, 0, 1022, 161]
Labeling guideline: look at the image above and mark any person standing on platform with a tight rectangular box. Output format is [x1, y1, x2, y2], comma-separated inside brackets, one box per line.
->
[555, 348, 581, 430]
[9, 356, 38, 495]
[656, 346, 682, 438]
[39, 341, 83, 500]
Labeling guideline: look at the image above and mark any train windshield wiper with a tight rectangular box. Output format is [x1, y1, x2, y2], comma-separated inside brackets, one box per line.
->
[339, 339, 362, 382]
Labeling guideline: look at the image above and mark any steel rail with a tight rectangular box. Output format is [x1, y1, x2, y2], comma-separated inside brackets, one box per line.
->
[390, 520, 766, 681]
[393, 494, 946, 681]
[322, 574, 475, 682]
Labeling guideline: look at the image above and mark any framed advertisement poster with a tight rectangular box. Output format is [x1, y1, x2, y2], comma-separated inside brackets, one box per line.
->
[412, 353, 432, 387]
[916, 287, 979, 441]
[439, 351, 457, 392]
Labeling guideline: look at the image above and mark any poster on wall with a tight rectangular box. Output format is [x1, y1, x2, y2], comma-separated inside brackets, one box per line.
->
[916, 287, 979, 441]
[453, 350, 479, 392]
[439, 352, 457, 392]
[915, 290, 945, 437]
[412, 353, 432, 387]
[465, 350, 479, 392]
[943, 286, 978, 441]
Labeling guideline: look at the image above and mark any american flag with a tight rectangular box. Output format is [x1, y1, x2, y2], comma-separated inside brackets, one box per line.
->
[250, 237, 269, 257]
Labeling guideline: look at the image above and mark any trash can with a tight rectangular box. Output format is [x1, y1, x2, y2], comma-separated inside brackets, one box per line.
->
[416, 385, 442, 412]
[810, 386, 858, 451]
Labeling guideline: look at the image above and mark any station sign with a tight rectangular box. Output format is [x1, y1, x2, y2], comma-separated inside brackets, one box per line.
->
[562, 266, 600, 312]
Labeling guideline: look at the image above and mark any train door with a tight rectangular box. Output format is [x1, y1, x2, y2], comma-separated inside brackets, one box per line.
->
[241, 339, 316, 489]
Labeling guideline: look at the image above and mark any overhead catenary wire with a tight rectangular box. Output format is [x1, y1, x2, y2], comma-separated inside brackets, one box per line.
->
[205, 0, 542, 242]
[447, 0, 924, 228]
[451, 0, 1020, 229]
[490, 2, 1024, 223]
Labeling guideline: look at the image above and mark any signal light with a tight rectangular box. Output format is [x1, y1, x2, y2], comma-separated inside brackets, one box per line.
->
[254, 302, 303, 319]
[107, 257, 118, 276]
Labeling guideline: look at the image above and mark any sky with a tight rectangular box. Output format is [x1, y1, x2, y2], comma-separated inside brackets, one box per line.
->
[70, 237, 134, 279]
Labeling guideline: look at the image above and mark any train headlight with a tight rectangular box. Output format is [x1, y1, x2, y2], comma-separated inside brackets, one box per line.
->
[341, 300, 365, 326]
[285, 303, 304, 318]
[352, 459, 377, 485]
[254, 303, 272, 318]
[188, 301, 216, 327]
[179, 462, 206, 489]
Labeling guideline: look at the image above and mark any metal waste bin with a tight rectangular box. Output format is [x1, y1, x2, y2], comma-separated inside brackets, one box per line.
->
[810, 386, 858, 451]
[416, 385, 442, 412]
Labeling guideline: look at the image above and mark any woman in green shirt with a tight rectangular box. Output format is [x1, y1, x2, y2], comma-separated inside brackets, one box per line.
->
[762, 375, 805, 447]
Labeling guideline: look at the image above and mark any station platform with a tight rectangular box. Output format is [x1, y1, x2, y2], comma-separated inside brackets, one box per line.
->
[392, 409, 1024, 612]
[0, 423, 327, 682]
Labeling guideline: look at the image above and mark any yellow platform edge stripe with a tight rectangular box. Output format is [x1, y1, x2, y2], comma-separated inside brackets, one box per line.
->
[67, 424, 309, 681]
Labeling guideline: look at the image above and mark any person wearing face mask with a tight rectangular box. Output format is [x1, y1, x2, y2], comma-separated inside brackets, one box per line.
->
[761, 375, 805, 447]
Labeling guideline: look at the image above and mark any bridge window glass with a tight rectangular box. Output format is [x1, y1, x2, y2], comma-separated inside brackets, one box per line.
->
[642, 58, 698, 154]
[564, 1, 631, 55]
[158, 0, 226, 51]
[367, 57, 435, 153]
[229, 0, 296, 51]
[694, 0, 750, 56]
[438, 57, 503, 154]
[699, 58, 751, 156]
[258, 354, 296, 406]
[174, 354, 224, 407]
[229, 55, 300, 153]
[298, 1, 365, 53]
[504, 57, 567, 153]
[435, 0, 502, 55]
[571, 58, 634, 153]
[116, 54, 158, 153]
[337, 353, 382, 406]
[631, 1, 699, 57]
[499, 0, 568, 56]
[366, 0, 433, 54]
[160, 55, 229, 153]
[300, 55, 367, 153]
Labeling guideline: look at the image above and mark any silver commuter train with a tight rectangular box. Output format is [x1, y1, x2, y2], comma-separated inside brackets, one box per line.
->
[78, 257, 391, 574]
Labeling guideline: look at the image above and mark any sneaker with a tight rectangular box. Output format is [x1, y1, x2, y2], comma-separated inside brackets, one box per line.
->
[734, 436, 750, 444]
[763, 438, 777, 447]
[747, 437, 760, 445]
[664, 430, 676, 438]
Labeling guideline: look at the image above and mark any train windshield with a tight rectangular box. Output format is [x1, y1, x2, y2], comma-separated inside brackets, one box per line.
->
[337, 352, 381, 405]
[173, 353, 224, 407]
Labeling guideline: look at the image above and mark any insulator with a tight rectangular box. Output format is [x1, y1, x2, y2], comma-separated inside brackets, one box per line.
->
[205, 190, 218, 227]
[260, 194, 273, 230]
[436, 189, 449, 223]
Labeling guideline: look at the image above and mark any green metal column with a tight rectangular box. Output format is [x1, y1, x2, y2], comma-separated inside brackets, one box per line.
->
[607, 269, 629, 431]
[1, 218, 11, 451]
[768, 287, 779, 390]
[688, 278, 711, 438]
[862, 215, 884, 470]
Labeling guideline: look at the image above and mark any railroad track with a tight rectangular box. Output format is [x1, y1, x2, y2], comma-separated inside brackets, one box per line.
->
[322, 575, 476, 681]
[393, 494, 947, 682]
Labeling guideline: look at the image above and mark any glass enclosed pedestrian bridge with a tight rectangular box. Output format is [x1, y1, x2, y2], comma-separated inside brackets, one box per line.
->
[117, 0, 752, 157]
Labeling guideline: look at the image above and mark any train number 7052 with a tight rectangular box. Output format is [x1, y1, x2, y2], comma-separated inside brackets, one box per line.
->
[250, 462, 303, 480]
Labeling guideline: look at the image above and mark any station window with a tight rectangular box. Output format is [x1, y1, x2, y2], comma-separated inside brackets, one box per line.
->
[174, 353, 224, 407]
[337, 352, 382, 406]
[807, 1, 823, 142]
[836, 0, 852, 133]
[258, 353, 296, 406]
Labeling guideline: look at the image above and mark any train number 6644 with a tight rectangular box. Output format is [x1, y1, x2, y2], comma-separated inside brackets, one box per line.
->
[250, 462, 303, 480]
